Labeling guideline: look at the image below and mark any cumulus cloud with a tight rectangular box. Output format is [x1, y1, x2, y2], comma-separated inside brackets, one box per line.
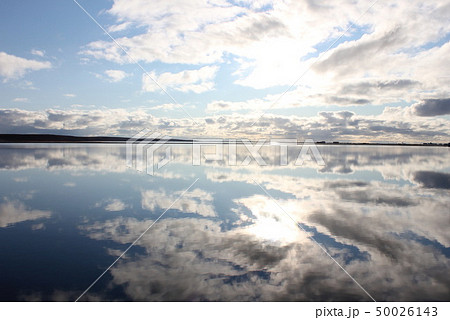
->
[0, 52, 51, 81]
[413, 98, 450, 116]
[104, 69, 131, 83]
[142, 66, 218, 93]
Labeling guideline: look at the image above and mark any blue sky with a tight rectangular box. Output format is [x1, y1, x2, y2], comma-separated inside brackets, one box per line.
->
[0, 0, 449, 141]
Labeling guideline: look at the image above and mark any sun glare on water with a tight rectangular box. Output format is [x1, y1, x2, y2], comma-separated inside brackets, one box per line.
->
[247, 216, 301, 244]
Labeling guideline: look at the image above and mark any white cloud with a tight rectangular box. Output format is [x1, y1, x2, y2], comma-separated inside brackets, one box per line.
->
[146, 103, 184, 111]
[30, 49, 45, 57]
[81, 1, 285, 66]
[142, 66, 218, 93]
[104, 69, 131, 82]
[0, 52, 51, 81]
[107, 22, 131, 33]
[63, 93, 76, 98]
[13, 97, 29, 103]
[79, 0, 450, 110]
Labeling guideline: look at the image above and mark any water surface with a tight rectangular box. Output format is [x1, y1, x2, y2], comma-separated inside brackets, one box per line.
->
[0, 144, 449, 301]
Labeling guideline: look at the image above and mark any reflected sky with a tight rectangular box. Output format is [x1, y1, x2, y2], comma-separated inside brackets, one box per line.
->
[0, 144, 449, 301]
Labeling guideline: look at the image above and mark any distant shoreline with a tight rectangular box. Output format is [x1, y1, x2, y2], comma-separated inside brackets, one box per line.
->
[0, 134, 192, 144]
[0, 134, 448, 147]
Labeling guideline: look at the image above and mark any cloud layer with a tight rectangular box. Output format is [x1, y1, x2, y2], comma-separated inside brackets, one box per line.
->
[1, 103, 449, 142]
[79, 0, 450, 109]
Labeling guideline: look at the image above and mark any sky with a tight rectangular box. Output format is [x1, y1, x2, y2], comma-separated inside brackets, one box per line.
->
[0, 0, 449, 142]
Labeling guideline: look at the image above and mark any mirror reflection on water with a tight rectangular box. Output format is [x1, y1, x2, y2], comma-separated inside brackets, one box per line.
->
[0, 144, 449, 301]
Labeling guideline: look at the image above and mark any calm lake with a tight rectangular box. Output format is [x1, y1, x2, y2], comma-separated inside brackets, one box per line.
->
[0, 144, 449, 301]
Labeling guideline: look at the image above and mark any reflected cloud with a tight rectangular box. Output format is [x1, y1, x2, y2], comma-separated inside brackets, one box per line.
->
[1, 145, 449, 184]
[63, 182, 76, 187]
[31, 223, 45, 230]
[1, 144, 449, 301]
[413, 171, 450, 189]
[0, 145, 127, 172]
[335, 189, 417, 207]
[309, 209, 406, 261]
[141, 188, 216, 217]
[80, 204, 450, 301]
[0, 199, 51, 228]
[79, 165, 450, 301]
[96, 198, 129, 212]
[81, 216, 364, 301]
